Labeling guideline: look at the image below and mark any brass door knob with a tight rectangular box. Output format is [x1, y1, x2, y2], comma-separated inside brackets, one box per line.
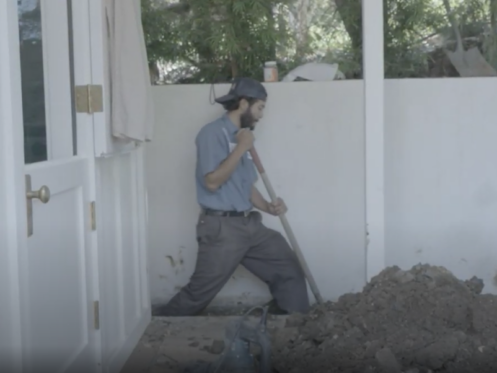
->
[26, 185, 51, 203]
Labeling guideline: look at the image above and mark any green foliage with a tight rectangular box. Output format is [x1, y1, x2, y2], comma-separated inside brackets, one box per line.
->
[142, 0, 292, 83]
[142, 0, 497, 83]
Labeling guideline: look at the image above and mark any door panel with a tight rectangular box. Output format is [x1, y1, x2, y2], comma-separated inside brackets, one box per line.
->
[119, 158, 141, 333]
[16, 0, 98, 372]
[25, 158, 95, 373]
[3, 0, 150, 372]
[96, 152, 151, 373]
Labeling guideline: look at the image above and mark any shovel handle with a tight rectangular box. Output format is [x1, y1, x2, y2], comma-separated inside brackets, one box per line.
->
[249, 148, 324, 304]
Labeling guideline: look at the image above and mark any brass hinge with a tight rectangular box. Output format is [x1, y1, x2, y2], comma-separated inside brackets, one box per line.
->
[90, 201, 96, 231]
[75, 85, 103, 114]
[93, 300, 100, 330]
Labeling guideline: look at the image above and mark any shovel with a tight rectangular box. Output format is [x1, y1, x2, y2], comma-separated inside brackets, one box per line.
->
[249, 147, 324, 304]
[443, 0, 497, 77]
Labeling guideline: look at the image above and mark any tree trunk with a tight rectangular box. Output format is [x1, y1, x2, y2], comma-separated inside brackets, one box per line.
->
[266, 2, 277, 61]
[334, 0, 362, 52]
[294, 0, 311, 57]
[334, 0, 391, 78]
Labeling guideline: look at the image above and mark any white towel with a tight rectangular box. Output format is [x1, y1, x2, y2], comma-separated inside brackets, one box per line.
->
[106, 0, 154, 142]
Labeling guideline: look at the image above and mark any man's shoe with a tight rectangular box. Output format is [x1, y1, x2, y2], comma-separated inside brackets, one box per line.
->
[263, 299, 288, 315]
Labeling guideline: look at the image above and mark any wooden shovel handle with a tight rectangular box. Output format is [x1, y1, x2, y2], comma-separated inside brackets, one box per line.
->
[248, 147, 324, 304]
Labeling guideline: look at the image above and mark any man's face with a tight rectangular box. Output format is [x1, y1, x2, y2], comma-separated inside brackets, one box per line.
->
[240, 100, 266, 130]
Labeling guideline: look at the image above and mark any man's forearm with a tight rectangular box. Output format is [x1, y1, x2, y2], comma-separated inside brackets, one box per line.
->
[204, 145, 246, 191]
[250, 186, 270, 213]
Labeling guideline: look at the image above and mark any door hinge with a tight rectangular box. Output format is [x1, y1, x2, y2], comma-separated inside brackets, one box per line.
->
[90, 201, 96, 231]
[75, 84, 103, 114]
[93, 300, 100, 330]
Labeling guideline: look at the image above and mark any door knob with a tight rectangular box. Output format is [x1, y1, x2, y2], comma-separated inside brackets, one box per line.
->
[26, 185, 51, 203]
[25, 175, 51, 237]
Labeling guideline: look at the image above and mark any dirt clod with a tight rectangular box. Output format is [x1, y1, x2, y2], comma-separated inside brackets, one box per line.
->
[271, 264, 497, 373]
[202, 339, 225, 355]
[375, 347, 401, 373]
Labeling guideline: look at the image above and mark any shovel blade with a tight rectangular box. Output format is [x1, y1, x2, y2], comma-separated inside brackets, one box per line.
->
[446, 47, 497, 77]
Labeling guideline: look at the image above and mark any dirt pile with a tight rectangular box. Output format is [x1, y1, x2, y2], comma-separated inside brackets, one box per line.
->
[271, 264, 497, 373]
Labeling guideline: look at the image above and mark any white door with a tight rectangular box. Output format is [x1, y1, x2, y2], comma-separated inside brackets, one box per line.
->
[1, 1, 100, 372]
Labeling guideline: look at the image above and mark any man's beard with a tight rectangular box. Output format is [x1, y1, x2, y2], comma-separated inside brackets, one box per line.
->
[240, 109, 256, 130]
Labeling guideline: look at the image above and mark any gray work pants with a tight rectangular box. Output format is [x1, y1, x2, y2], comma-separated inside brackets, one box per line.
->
[158, 211, 310, 316]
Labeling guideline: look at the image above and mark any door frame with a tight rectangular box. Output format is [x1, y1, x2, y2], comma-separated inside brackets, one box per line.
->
[0, 0, 101, 371]
[0, 1, 26, 371]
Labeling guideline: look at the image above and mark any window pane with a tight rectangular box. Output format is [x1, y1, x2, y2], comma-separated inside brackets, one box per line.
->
[18, 0, 48, 164]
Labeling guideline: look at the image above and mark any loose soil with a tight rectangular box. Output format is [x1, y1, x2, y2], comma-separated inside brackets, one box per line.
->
[271, 264, 497, 373]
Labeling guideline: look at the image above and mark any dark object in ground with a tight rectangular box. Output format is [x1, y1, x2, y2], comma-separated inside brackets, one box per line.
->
[199, 299, 288, 317]
[185, 306, 273, 373]
[202, 340, 225, 355]
[271, 264, 497, 373]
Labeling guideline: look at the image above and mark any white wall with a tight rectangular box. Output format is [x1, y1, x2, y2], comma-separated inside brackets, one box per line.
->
[147, 77, 497, 308]
[385, 78, 497, 292]
[146, 81, 367, 307]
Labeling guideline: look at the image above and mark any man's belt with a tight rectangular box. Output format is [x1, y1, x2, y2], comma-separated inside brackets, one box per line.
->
[203, 209, 251, 217]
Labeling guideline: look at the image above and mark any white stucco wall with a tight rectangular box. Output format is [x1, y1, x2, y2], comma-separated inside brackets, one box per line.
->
[146, 81, 367, 307]
[146, 78, 497, 308]
[385, 78, 497, 292]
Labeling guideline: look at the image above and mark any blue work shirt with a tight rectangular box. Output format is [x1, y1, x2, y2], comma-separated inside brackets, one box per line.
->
[195, 114, 257, 211]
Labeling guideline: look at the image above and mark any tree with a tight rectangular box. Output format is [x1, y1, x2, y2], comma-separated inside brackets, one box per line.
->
[334, 0, 497, 78]
[142, 0, 292, 83]
[142, 0, 497, 83]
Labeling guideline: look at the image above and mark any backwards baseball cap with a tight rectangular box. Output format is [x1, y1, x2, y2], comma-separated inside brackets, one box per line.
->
[214, 77, 268, 105]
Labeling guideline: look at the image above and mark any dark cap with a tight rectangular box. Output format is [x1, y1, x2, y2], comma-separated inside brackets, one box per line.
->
[214, 77, 268, 105]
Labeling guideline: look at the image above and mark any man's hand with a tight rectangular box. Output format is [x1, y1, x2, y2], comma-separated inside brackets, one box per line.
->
[250, 187, 288, 216]
[268, 197, 288, 216]
[236, 128, 254, 152]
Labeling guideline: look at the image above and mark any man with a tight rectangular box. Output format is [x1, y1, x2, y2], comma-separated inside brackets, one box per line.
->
[154, 77, 310, 316]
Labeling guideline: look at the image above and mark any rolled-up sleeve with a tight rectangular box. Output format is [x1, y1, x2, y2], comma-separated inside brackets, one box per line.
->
[196, 127, 228, 177]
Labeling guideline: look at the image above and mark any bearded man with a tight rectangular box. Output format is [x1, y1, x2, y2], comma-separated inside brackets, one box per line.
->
[153, 77, 310, 316]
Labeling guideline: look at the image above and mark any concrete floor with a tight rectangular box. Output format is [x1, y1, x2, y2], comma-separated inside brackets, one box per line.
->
[121, 316, 287, 373]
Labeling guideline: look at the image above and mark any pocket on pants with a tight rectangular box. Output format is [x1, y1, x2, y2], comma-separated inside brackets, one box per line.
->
[251, 210, 263, 224]
[196, 216, 223, 245]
